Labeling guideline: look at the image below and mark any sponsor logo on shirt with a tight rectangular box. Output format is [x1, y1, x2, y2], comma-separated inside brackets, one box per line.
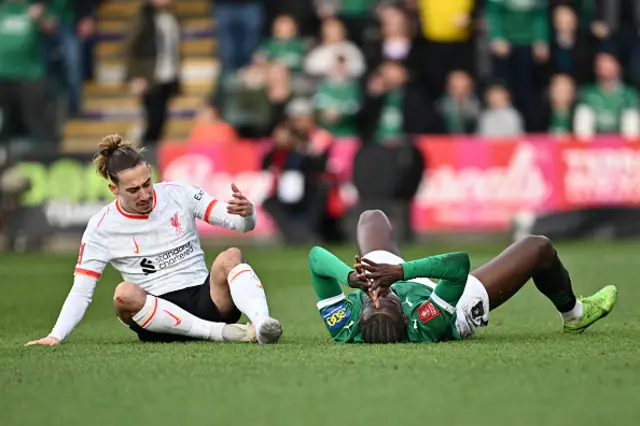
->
[139, 241, 195, 275]
[322, 302, 351, 331]
[417, 301, 440, 324]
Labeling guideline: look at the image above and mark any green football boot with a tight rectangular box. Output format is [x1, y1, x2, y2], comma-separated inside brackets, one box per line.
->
[563, 285, 618, 333]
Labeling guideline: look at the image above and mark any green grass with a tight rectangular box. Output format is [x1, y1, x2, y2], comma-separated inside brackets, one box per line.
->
[1, 242, 640, 426]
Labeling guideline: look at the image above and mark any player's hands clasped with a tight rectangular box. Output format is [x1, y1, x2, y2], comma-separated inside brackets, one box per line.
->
[25, 336, 60, 347]
[227, 183, 254, 217]
[355, 258, 404, 291]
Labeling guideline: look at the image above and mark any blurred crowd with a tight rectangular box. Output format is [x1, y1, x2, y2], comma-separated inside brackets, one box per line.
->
[0, 0, 100, 151]
[197, 0, 640, 144]
[194, 0, 640, 242]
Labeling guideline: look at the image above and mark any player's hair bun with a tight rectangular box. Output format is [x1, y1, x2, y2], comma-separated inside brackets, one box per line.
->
[98, 134, 124, 158]
[94, 134, 132, 179]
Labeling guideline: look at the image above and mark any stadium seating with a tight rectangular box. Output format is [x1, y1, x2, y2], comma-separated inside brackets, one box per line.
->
[61, 0, 218, 153]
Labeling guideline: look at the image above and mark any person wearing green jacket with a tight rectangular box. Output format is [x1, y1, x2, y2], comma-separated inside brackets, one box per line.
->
[485, 0, 550, 129]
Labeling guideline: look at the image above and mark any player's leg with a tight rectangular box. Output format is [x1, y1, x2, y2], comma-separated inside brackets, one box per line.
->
[209, 247, 282, 344]
[471, 235, 617, 332]
[113, 282, 254, 343]
[356, 210, 436, 288]
[356, 209, 401, 257]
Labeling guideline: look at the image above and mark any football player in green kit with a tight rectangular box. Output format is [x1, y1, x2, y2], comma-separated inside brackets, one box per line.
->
[309, 210, 618, 344]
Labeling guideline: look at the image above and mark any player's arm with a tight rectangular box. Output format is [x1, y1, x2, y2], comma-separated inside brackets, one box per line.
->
[26, 228, 109, 346]
[401, 252, 470, 306]
[309, 246, 366, 339]
[308, 246, 356, 307]
[308, 246, 372, 305]
[178, 182, 257, 233]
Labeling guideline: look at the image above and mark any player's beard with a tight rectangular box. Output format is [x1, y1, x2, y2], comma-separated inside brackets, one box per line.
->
[137, 199, 153, 214]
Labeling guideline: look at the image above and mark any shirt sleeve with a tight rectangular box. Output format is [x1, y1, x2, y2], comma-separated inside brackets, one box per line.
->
[308, 246, 354, 310]
[173, 181, 257, 233]
[401, 252, 471, 307]
[49, 226, 110, 341]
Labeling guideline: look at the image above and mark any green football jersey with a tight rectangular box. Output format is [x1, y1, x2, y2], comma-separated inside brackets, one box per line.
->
[314, 79, 361, 138]
[373, 89, 404, 144]
[308, 246, 469, 344]
[485, 0, 548, 45]
[258, 37, 307, 73]
[577, 83, 640, 133]
[0, 1, 47, 80]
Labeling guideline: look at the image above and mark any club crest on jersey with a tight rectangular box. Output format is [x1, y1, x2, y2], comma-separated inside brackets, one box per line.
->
[417, 301, 440, 324]
[321, 302, 351, 331]
[170, 212, 184, 236]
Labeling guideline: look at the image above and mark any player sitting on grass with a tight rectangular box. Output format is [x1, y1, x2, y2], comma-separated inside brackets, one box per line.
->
[309, 210, 617, 344]
[26, 134, 282, 346]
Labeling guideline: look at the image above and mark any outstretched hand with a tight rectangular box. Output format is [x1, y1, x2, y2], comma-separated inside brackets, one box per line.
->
[227, 183, 254, 217]
[25, 336, 60, 347]
[355, 257, 404, 291]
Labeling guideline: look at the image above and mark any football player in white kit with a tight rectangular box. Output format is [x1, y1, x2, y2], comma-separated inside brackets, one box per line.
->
[26, 134, 282, 346]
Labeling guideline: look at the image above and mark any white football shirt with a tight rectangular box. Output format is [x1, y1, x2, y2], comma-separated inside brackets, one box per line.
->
[48, 181, 257, 341]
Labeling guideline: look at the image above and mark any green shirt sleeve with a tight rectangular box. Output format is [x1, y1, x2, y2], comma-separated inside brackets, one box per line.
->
[401, 252, 470, 305]
[308, 246, 354, 302]
[485, 0, 505, 42]
[532, 4, 549, 44]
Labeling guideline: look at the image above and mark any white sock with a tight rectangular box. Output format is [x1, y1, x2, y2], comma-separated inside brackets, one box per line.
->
[560, 300, 583, 322]
[228, 264, 270, 328]
[133, 295, 225, 341]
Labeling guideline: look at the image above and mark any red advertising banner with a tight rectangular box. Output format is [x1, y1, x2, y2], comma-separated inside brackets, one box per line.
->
[158, 136, 640, 236]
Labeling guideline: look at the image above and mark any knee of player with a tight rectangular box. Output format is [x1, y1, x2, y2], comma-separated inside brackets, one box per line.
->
[526, 235, 556, 263]
[213, 247, 245, 274]
[358, 209, 388, 226]
[113, 282, 146, 312]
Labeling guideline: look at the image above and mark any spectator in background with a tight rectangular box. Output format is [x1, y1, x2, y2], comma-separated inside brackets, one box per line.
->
[214, 64, 271, 138]
[358, 61, 428, 143]
[546, 4, 594, 86]
[0, 0, 56, 150]
[315, 0, 376, 46]
[262, 122, 333, 244]
[265, 0, 320, 39]
[313, 55, 361, 138]
[477, 82, 524, 137]
[45, 0, 98, 117]
[436, 70, 481, 134]
[304, 18, 366, 79]
[188, 103, 238, 145]
[574, 52, 640, 140]
[213, 0, 263, 76]
[535, 73, 576, 135]
[285, 98, 343, 241]
[486, 0, 550, 129]
[416, 0, 477, 100]
[265, 62, 294, 133]
[591, 0, 640, 90]
[363, 3, 415, 75]
[287, 97, 333, 155]
[124, 0, 182, 147]
[253, 14, 308, 75]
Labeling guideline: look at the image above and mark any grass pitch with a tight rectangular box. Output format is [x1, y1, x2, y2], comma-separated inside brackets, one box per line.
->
[1, 241, 640, 426]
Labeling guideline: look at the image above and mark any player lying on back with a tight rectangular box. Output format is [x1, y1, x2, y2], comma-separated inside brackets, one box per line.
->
[26, 134, 282, 346]
[309, 210, 617, 344]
